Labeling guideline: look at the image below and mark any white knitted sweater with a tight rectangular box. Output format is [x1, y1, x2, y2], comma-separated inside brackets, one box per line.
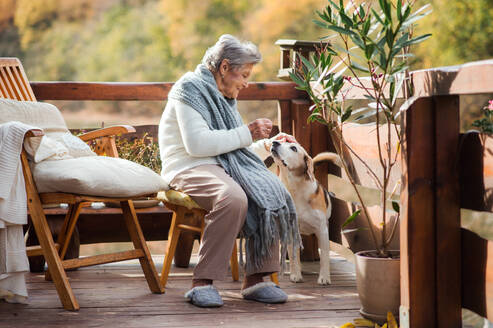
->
[159, 99, 269, 185]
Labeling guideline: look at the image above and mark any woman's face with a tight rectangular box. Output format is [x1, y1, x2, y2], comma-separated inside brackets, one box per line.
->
[218, 62, 253, 99]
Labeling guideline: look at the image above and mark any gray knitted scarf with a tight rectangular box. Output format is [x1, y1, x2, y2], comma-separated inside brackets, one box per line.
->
[168, 64, 301, 272]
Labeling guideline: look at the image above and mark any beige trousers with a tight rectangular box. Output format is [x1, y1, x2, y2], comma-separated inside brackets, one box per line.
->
[170, 164, 280, 280]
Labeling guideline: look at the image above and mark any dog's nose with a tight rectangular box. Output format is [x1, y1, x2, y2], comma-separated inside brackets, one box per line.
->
[272, 140, 280, 148]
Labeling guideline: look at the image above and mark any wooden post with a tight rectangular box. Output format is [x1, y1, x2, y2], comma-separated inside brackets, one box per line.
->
[277, 100, 293, 135]
[433, 95, 461, 328]
[459, 132, 487, 318]
[400, 97, 436, 327]
[289, 99, 319, 261]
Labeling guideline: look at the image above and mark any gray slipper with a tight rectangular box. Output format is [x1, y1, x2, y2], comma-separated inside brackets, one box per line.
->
[185, 285, 224, 308]
[241, 282, 288, 304]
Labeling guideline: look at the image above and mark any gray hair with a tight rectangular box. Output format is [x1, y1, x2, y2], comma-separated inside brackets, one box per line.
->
[202, 34, 262, 72]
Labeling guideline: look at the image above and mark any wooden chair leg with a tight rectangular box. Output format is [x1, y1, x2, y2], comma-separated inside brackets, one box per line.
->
[120, 200, 164, 294]
[270, 273, 279, 285]
[58, 202, 85, 260]
[160, 210, 182, 287]
[28, 197, 79, 310]
[45, 202, 84, 281]
[230, 240, 239, 281]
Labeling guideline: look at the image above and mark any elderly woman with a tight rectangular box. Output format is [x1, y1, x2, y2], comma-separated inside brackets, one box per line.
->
[159, 34, 300, 308]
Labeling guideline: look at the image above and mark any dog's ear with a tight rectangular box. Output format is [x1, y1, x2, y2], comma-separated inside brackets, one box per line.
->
[304, 155, 315, 181]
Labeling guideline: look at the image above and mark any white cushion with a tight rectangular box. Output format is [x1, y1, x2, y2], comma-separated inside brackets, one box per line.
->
[33, 156, 169, 197]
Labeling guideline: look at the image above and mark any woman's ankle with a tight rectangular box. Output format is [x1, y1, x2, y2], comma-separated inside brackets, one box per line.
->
[192, 279, 213, 288]
[242, 273, 265, 290]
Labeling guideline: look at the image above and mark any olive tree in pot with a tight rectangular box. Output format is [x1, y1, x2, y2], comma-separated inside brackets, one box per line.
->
[290, 0, 431, 323]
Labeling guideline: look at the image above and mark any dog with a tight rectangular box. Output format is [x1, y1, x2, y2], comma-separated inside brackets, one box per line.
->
[262, 136, 341, 285]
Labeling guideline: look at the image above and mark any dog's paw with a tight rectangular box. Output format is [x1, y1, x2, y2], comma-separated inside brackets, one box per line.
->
[317, 275, 332, 285]
[289, 272, 304, 283]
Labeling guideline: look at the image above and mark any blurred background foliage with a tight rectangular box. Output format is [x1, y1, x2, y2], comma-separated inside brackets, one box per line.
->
[0, 0, 492, 128]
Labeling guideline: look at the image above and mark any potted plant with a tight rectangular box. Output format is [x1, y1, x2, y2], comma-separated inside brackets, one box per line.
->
[289, 0, 431, 323]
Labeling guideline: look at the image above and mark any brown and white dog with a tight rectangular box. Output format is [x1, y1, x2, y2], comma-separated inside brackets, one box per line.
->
[264, 137, 341, 285]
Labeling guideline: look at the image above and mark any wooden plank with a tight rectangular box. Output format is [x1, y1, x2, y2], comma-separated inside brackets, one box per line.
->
[78, 125, 136, 142]
[10, 65, 30, 100]
[459, 132, 489, 319]
[290, 99, 319, 261]
[26, 244, 59, 257]
[14, 65, 36, 100]
[400, 97, 436, 327]
[277, 100, 292, 135]
[62, 249, 145, 269]
[433, 95, 461, 327]
[462, 229, 488, 318]
[5, 65, 24, 100]
[39, 192, 156, 205]
[31, 82, 307, 101]
[291, 99, 311, 152]
[0, 66, 15, 98]
[340, 59, 493, 100]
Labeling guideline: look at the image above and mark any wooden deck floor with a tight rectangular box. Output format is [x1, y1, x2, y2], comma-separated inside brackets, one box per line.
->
[0, 252, 361, 328]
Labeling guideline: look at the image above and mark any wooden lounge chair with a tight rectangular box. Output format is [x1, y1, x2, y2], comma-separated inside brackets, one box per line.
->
[0, 57, 164, 311]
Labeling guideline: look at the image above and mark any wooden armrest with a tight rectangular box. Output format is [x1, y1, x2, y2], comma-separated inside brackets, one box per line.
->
[78, 125, 136, 141]
[24, 129, 44, 138]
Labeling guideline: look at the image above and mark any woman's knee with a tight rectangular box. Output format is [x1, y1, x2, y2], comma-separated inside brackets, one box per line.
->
[217, 184, 248, 215]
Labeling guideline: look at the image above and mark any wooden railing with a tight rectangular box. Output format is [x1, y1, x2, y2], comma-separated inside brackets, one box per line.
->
[30, 58, 493, 327]
[31, 81, 333, 262]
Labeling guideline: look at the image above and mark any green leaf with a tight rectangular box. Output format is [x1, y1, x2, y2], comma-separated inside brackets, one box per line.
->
[350, 33, 365, 50]
[392, 201, 400, 213]
[341, 108, 352, 122]
[397, 0, 402, 21]
[395, 32, 410, 49]
[390, 62, 408, 75]
[358, 4, 366, 21]
[333, 43, 365, 61]
[351, 106, 370, 116]
[327, 0, 340, 11]
[355, 109, 377, 122]
[391, 73, 405, 106]
[402, 3, 412, 20]
[401, 33, 432, 47]
[342, 210, 361, 228]
[365, 44, 376, 60]
[362, 18, 371, 36]
[350, 61, 369, 73]
[326, 25, 356, 36]
[401, 7, 432, 29]
[340, 11, 354, 27]
[379, 0, 392, 24]
[289, 71, 306, 87]
[300, 54, 315, 72]
[395, 53, 415, 58]
[371, 8, 385, 26]
[313, 19, 329, 29]
[378, 52, 387, 69]
[385, 28, 394, 47]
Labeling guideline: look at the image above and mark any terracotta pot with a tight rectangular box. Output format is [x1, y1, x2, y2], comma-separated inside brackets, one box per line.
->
[355, 250, 400, 324]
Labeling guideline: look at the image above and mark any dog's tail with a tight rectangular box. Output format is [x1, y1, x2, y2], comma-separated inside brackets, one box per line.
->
[313, 152, 343, 167]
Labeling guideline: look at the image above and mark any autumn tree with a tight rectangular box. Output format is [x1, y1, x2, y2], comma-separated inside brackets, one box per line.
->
[414, 0, 493, 68]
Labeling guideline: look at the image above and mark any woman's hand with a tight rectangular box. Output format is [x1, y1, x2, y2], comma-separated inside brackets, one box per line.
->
[273, 132, 296, 143]
[248, 118, 272, 141]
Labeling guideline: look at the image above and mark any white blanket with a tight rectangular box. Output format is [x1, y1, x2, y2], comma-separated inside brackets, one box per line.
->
[0, 121, 34, 303]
